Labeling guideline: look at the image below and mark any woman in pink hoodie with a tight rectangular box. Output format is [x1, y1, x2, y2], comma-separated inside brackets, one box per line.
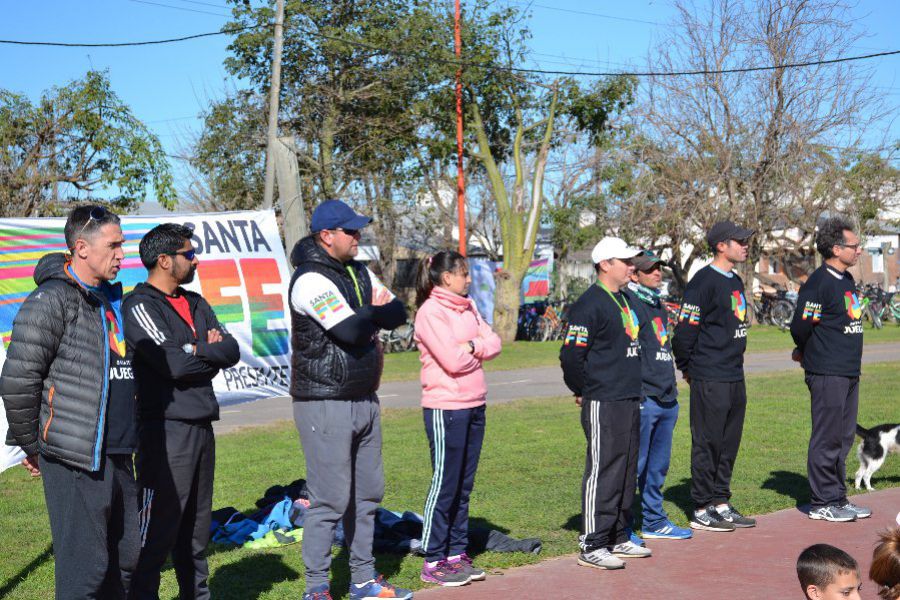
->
[414, 250, 502, 587]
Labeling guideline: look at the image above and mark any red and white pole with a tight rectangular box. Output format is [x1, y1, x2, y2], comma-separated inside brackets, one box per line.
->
[455, 0, 466, 256]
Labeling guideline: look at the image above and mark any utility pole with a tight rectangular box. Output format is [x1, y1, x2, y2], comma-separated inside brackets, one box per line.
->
[454, 0, 466, 256]
[275, 136, 308, 256]
[262, 0, 285, 209]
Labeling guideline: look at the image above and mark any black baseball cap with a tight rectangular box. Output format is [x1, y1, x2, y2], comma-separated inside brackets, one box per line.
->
[632, 250, 666, 272]
[706, 220, 755, 249]
[310, 199, 372, 232]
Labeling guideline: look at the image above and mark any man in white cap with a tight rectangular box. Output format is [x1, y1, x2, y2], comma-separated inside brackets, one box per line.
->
[560, 236, 650, 570]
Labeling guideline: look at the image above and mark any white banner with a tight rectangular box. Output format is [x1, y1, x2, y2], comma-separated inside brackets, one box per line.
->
[0, 210, 292, 465]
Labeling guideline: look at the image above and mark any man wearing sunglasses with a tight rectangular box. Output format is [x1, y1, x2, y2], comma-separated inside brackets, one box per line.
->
[673, 220, 757, 533]
[124, 223, 240, 599]
[288, 200, 410, 600]
[789, 217, 869, 523]
[1, 205, 140, 599]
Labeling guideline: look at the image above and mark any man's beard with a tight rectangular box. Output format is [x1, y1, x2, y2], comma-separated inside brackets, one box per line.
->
[180, 266, 196, 285]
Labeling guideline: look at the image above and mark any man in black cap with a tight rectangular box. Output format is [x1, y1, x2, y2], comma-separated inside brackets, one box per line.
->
[623, 251, 692, 541]
[287, 200, 412, 600]
[673, 220, 756, 532]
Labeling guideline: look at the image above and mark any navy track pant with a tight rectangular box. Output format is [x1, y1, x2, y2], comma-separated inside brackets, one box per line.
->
[421, 405, 486, 562]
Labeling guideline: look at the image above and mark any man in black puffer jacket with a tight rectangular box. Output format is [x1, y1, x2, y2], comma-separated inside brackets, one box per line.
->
[288, 200, 410, 600]
[124, 223, 240, 600]
[0, 205, 139, 599]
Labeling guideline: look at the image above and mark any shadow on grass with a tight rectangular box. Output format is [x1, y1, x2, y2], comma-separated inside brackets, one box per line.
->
[0, 544, 53, 597]
[762, 470, 810, 509]
[661, 477, 695, 520]
[208, 552, 298, 599]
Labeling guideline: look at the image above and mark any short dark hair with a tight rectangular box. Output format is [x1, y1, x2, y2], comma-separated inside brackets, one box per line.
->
[139, 223, 194, 270]
[797, 544, 859, 591]
[64, 205, 121, 249]
[816, 217, 855, 259]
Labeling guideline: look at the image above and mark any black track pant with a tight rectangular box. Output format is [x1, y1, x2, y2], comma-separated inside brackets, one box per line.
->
[41, 453, 140, 600]
[580, 398, 640, 551]
[130, 420, 215, 600]
[806, 374, 859, 509]
[689, 379, 747, 509]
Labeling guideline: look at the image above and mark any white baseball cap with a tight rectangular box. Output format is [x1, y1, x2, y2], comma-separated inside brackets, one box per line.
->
[591, 236, 641, 264]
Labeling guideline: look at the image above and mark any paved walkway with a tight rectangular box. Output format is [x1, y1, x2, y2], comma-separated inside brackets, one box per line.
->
[417, 487, 900, 600]
[214, 342, 900, 434]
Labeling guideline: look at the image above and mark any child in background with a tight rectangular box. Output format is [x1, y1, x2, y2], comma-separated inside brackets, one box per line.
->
[796, 543, 862, 600]
[869, 514, 900, 600]
[414, 251, 502, 587]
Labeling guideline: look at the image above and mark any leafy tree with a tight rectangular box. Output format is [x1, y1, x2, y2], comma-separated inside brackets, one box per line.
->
[0, 70, 174, 216]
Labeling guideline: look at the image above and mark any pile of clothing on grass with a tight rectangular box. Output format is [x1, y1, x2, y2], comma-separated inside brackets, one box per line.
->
[210, 478, 543, 555]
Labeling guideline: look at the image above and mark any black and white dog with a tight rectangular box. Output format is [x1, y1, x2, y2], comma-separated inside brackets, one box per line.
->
[854, 423, 900, 491]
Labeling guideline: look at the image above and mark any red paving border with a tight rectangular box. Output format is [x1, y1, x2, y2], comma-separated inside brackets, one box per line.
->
[417, 487, 900, 600]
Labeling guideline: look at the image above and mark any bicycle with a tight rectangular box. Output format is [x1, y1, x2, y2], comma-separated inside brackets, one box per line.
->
[748, 289, 796, 330]
[378, 321, 416, 353]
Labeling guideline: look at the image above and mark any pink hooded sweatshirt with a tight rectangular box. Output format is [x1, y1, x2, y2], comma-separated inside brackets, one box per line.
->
[414, 285, 502, 410]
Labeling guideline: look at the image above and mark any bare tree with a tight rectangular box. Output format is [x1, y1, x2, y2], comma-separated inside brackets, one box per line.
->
[627, 0, 891, 286]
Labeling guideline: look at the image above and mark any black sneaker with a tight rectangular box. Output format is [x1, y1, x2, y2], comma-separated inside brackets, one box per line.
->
[689, 506, 736, 532]
[717, 504, 756, 528]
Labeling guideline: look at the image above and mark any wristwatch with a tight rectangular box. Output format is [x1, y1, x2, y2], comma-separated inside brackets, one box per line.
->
[182, 343, 194, 354]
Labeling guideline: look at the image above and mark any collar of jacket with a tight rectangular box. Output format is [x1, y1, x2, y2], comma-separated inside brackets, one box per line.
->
[627, 281, 661, 307]
[130, 281, 199, 308]
[429, 285, 473, 313]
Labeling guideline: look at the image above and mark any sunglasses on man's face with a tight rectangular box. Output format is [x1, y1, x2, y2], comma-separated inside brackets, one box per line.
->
[334, 228, 360, 237]
[166, 249, 197, 261]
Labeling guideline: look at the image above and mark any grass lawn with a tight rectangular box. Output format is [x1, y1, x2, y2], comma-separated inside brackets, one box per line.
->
[2, 362, 899, 598]
[381, 324, 900, 382]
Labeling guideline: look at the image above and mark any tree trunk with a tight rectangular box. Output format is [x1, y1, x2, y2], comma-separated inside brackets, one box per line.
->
[493, 269, 521, 344]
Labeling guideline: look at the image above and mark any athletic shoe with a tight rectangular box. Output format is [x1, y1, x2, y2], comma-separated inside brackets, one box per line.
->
[841, 501, 872, 519]
[611, 540, 652, 558]
[717, 504, 757, 528]
[627, 529, 646, 547]
[690, 506, 736, 532]
[641, 520, 693, 540]
[808, 505, 857, 522]
[448, 553, 486, 581]
[303, 584, 333, 600]
[577, 547, 625, 570]
[420, 560, 471, 587]
[350, 575, 413, 599]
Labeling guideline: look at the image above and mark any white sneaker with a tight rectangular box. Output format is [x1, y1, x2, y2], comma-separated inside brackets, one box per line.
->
[808, 505, 857, 522]
[611, 540, 652, 558]
[577, 547, 625, 570]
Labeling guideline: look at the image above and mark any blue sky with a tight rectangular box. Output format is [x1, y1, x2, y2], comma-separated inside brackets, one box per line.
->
[2, 0, 898, 202]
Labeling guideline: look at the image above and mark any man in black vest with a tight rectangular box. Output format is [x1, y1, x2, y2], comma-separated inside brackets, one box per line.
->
[790, 217, 869, 523]
[288, 200, 410, 600]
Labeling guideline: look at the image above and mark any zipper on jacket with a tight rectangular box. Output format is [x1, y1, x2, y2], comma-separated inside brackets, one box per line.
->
[91, 305, 110, 471]
[345, 265, 364, 305]
[42, 386, 55, 441]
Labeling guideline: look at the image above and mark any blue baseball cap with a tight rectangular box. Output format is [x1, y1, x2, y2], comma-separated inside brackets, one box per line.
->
[310, 199, 372, 232]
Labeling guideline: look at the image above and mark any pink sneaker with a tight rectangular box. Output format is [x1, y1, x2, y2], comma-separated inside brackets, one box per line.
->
[420, 559, 471, 586]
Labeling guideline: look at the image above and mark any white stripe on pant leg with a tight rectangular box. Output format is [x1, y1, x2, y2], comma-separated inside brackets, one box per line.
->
[421, 409, 445, 554]
[585, 400, 602, 537]
[140, 489, 154, 548]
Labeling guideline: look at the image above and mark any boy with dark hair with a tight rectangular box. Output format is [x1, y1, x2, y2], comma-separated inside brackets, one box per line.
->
[790, 216, 870, 523]
[797, 544, 862, 600]
[126, 223, 241, 599]
[672, 220, 756, 532]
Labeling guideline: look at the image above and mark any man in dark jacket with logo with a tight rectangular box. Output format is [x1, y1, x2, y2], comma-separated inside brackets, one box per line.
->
[560, 236, 649, 571]
[0, 205, 138, 599]
[124, 223, 240, 599]
[623, 251, 692, 541]
[289, 200, 410, 600]
[790, 217, 869, 523]
[673, 220, 757, 533]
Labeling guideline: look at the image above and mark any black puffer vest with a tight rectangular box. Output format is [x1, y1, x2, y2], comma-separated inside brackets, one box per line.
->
[288, 237, 383, 400]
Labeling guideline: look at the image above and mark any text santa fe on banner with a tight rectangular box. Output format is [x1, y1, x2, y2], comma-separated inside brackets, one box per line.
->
[0, 210, 292, 409]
